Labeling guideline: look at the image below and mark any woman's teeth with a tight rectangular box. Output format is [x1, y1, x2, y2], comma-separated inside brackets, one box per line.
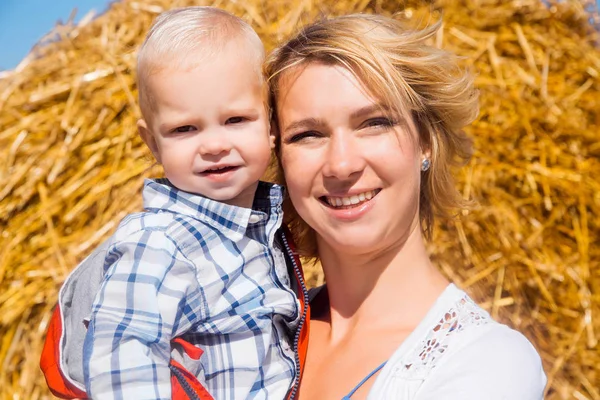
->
[325, 190, 378, 208]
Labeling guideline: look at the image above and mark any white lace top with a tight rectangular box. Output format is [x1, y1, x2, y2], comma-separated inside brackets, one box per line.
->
[367, 284, 547, 399]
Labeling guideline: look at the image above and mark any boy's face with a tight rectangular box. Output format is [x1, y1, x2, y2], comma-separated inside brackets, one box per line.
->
[138, 45, 273, 208]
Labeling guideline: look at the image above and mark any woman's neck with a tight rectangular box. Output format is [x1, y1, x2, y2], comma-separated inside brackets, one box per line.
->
[316, 226, 449, 342]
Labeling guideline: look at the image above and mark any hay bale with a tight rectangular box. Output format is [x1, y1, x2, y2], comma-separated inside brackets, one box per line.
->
[0, 0, 598, 398]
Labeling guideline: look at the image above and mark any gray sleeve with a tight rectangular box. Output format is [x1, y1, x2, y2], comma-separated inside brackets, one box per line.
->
[60, 239, 110, 386]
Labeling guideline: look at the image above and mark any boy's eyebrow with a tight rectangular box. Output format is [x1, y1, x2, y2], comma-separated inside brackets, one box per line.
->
[226, 107, 260, 116]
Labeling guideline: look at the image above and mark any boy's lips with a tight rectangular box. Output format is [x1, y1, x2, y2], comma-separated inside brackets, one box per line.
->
[197, 165, 241, 181]
[198, 165, 240, 174]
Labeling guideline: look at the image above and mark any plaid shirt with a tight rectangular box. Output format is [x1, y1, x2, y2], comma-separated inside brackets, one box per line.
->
[83, 179, 300, 400]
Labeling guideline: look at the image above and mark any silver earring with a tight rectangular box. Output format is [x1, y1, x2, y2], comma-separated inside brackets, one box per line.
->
[421, 158, 430, 172]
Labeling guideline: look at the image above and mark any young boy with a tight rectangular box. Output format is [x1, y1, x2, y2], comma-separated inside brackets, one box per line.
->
[40, 7, 309, 400]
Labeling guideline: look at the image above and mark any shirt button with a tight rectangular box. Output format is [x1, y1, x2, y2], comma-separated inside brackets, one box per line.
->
[249, 214, 263, 223]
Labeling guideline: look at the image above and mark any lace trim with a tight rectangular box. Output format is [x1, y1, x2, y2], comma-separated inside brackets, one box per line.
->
[396, 295, 491, 378]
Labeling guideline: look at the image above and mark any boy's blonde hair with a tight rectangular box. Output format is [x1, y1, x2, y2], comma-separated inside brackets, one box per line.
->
[266, 14, 479, 258]
[137, 6, 265, 121]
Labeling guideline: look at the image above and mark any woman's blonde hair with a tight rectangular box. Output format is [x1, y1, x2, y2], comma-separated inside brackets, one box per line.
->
[265, 13, 479, 258]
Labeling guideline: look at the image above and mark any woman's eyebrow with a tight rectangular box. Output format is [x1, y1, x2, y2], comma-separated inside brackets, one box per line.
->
[350, 104, 391, 119]
[283, 117, 323, 134]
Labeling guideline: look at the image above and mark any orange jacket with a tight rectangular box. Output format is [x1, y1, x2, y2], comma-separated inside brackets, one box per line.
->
[40, 227, 310, 400]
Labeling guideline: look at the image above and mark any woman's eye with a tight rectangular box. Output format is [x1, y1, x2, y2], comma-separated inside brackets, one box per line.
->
[226, 116, 247, 124]
[288, 131, 319, 143]
[364, 117, 395, 129]
[172, 125, 196, 133]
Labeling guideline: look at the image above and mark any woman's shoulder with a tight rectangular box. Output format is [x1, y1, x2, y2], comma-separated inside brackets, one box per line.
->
[417, 320, 547, 399]
[439, 285, 543, 356]
[377, 284, 547, 399]
[438, 309, 545, 374]
[428, 285, 545, 377]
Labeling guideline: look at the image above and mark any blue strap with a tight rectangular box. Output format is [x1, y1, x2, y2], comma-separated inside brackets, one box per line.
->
[341, 360, 387, 399]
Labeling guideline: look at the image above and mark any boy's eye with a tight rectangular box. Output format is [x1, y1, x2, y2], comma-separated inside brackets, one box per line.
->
[226, 116, 246, 124]
[172, 125, 196, 133]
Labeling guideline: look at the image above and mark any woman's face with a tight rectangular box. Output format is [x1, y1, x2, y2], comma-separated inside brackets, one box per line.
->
[276, 63, 426, 256]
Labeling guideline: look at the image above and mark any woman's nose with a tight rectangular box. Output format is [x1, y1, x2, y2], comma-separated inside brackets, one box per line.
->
[322, 133, 366, 179]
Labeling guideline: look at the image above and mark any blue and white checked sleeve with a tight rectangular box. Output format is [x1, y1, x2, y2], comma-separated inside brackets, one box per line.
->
[83, 223, 207, 400]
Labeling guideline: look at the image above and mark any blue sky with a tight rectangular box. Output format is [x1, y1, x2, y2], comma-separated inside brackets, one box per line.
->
[1, 0, 599, 71]
[0, 0, 112, 71]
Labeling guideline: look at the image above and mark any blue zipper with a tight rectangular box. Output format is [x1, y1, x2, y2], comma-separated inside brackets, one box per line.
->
[281, 230, 309, 400]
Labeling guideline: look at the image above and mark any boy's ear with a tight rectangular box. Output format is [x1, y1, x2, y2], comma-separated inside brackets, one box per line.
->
[137, 119, 161, 163]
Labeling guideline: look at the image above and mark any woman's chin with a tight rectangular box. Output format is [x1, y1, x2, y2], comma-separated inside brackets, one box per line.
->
[318, 230, 386, 256]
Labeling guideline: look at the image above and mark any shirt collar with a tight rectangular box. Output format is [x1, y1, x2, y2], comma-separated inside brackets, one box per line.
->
[142, 178, 283, 241]
[252, 180, 285, 213]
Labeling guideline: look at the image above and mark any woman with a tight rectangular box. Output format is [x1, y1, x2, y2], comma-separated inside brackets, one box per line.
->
[266, 14, 546, 399]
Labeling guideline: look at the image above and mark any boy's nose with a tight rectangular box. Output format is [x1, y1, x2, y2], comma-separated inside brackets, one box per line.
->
[199, 136, 232, 155]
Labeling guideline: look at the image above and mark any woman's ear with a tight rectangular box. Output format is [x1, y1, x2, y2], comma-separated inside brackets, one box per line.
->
[422, 148, 431, 161]
[137, 119, 161, 163]
[269, 121, 279, 151]
[419, 129, 432, 163]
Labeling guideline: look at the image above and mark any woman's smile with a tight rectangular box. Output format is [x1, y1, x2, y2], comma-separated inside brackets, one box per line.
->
[321, 189, 380, 208]
[319, 189, 381, 221]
